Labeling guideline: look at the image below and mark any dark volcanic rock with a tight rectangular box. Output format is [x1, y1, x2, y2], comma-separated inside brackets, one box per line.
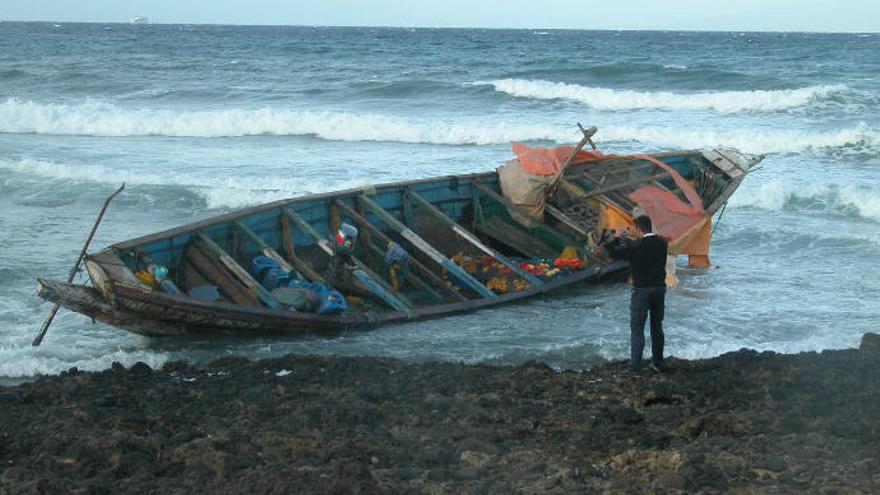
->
[860, 332, 880, 353]
[0, 334, 878, 494]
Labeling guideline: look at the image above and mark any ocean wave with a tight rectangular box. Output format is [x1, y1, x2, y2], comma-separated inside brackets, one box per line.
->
[0, 342, 169, 377]
[0, 98, 563, 144]
[729, 179, 880, 222]
[600, 123, 880, 155]
[0, 158, 371, 210]
[1, 98, 877, 155]
[481, 78, 850, 113]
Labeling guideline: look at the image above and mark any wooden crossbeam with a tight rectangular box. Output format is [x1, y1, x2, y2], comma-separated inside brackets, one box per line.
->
[560, 179, 630, 215]
[194, 233, 280, 310]
[357, 195, 496, 299]
[185, 241, 259, 306]
[405, 189, 543, 287]
[471, 180, 584, 257]
[233, 221, 297, 274]
[566, 171, 670, 199]
[279, 214, 325, 283]
[282, 208, 412, 313]
[333, 200, 463, 303]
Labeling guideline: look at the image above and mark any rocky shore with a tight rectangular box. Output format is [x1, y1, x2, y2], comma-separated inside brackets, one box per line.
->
[2, 334, 879, 494]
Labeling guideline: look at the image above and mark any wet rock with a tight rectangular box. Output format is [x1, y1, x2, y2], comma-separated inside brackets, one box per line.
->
[208, 356, 249, 368]
[0, 391, 20, 403]
[460, 450, 495, 469]
[163, 360, 193, 373]
[860, 332, 880, 353]
[755, 456, 787, 472]
[654, 471, 688, 491]
[606, 405, 644, 425]
[129, 362, 152, 375]
[0, 347, 877, 494]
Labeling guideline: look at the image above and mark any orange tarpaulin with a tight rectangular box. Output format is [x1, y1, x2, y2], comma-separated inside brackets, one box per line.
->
[501, 144, 714, 268]
[511, 142, 606, 176]
[624, 154, 712, 267]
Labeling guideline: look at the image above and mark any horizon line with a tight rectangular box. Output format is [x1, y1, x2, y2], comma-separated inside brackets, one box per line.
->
[0, 19, 877, 35]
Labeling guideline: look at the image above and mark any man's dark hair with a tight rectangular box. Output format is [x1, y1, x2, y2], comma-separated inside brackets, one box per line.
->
[634, 215, 653, 233]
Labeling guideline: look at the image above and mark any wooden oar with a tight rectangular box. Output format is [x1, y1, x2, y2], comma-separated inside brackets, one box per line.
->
[32, 183, 126, 346]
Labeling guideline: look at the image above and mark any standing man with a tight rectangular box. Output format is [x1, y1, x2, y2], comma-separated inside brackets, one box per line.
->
[603, 215, 668, 373]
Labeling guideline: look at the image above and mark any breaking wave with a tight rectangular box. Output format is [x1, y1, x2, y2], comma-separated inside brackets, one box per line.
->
[729, 179, 880, 222]
[599, 123, 880, 155]
[0, 98, 561, 144]
[481, 79, 850, 113]
[0, 344, 169, 378]
[1, 98, 878, 155]
[0, 158, 371, 210]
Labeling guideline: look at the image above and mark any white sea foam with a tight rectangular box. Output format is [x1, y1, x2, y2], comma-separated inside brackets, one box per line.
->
[728, 179, 880, 222]
[2, 98, 877, 155]
[482, 78, 849, 113]
[0, 158, 371, 209]
[0, 98, 561, 144]
[0, 345, 169, 377]
[599, 123, 880, 155]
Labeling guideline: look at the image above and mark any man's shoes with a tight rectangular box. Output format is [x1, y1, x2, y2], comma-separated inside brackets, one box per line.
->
[622, 366, 643, 375]
[648, 362, 666, 373]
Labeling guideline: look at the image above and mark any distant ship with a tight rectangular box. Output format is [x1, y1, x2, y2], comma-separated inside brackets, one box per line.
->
[130, 15, 149, 25]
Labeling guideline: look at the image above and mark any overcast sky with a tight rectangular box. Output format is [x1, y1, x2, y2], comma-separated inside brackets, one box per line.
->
[2, 0, 878, 32]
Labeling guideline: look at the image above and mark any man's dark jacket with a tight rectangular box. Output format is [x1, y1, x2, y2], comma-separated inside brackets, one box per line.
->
[604, 233, 668, 288]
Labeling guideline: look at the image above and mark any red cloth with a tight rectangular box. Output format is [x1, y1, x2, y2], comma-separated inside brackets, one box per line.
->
[511, 142, 605, 176]
[625, 154, 706, 243]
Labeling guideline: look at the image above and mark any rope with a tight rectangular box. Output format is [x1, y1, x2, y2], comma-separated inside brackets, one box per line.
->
[711, 201, 729, 236]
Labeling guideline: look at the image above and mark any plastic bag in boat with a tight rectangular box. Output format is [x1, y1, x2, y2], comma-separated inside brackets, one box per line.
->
[287, 280, 347, 315]
[251, 255, 291, 290]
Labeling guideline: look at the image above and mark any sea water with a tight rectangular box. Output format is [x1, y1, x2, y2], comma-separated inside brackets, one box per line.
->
[1, 23, 878, 378]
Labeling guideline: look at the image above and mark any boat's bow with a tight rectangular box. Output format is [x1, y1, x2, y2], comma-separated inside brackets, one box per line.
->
[701, 148, 764, 179]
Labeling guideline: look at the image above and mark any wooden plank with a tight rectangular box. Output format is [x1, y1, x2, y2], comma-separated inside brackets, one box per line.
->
[471, 180, 584, 256]
[185, 242, 260, 306]
[474, 216, 556, 259]
[87, 249, 146, 287]
[362, 242, 444, 303]
[280, 213, 296, 258]
[566, 170, 670, 199]
[566, 160, 654, 181]
[560, 179, 629, 215]
[357, 195, 496, 299]
[334, 200, 466, 303]
[194, 233, 281, 310]
[233, 221, 296, 273]
[279, 213, 326, 283]
[282, 208, 413, 312]
[405, 189, 543, 287]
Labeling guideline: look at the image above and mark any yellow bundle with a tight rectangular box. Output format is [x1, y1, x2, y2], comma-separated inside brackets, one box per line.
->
[559, 246, 578, 260]
[486, 277, 510, 294]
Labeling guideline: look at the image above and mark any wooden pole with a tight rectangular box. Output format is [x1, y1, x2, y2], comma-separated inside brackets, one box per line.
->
[546, 123, 598, 199]
[33, 183, 126, 346]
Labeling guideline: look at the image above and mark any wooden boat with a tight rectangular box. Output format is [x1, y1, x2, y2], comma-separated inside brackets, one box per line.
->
[36, 136, 761, 337]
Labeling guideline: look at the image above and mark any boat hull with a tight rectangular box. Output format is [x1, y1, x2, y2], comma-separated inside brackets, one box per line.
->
[38, 261, 628, 336]
[36, 147, 760, 337]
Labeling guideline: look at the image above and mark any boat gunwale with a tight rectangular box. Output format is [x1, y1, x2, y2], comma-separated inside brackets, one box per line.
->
[109, 150, 705, 251]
